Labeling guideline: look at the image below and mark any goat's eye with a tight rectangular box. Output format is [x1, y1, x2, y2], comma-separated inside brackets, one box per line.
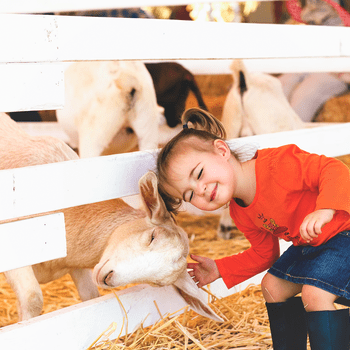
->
[150, 230, 155, 244]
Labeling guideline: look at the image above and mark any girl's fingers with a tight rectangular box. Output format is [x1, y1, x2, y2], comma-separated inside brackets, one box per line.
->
[190, 254, 205, 263]
[314, 221, 323, 235]
[300, 228, 312, 242]
[300, 219, 319, 242]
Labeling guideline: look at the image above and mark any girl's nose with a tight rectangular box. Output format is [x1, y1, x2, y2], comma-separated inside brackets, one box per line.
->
[195, 182, 206, 196]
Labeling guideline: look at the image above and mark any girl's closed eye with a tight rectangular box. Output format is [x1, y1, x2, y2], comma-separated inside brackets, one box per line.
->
[188, 169, 203, 202]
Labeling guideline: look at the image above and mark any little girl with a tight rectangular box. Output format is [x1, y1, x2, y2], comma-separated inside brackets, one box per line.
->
[156, 107, 350, 350]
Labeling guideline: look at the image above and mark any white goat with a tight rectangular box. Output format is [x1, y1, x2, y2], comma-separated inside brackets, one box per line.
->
[221, 60, 306, 139]
[56, 61, 163, 158]
[219, 60, 330, 239]
[0, 113, 222, 323]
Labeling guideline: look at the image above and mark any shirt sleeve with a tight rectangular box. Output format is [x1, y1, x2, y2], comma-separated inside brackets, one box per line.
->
[215, 227, 280, 289]
[315, 157, 350, 214]
[277, 145, 350, 215]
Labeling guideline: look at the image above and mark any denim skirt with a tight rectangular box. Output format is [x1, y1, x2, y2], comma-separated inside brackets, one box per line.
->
[268, 230, 350, 302]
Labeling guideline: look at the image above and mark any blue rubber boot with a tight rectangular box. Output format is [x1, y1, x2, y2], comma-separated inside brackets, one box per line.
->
[265, 297, 307, 350]
[307, 309, 349, 350]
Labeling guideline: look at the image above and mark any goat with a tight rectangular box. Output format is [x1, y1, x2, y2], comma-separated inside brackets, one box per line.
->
[221, 60, 306, 140]
[56, 61, 163, 158]
[219, 59, 334, 239]
[0, 113, 222, 322]
[145, 62, 208, 128]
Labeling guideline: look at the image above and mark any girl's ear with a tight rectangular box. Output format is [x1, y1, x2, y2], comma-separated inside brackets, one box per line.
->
[214, 139, 231, 159]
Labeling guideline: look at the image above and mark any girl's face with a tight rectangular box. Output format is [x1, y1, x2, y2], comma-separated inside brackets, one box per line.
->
[164, 139, 238, 211]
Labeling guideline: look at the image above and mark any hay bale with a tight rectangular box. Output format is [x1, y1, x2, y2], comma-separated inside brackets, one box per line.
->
[315, 92, 350, 123]
[194, 75, 232, 97]
[185, 74, 232, 120]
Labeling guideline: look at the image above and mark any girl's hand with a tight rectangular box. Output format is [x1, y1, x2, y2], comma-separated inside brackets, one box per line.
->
[299, 209, 336, 243]
[187, 254, 221, 288]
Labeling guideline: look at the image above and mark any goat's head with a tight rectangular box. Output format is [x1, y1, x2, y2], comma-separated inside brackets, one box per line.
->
[92, 171, 189, 289]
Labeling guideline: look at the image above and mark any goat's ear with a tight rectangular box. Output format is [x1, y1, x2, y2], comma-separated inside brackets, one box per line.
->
[173, 270, 224, 322]
[139, 171, 171, 223]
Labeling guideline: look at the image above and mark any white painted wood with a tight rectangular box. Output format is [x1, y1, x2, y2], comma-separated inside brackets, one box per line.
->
[0, 15, 349, 63]
[227, 123, 350, 158]
[0, 15, 59, 63]
[0, 213, 66, 273]
[169, 57, 350, 75]
[56, 17, 350, 61]
[0, 150, 156, 221]
[0, 63, 64, 113]
[1, 123, 349, 222]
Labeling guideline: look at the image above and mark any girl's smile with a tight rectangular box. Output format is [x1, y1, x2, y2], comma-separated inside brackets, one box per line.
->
[210, 183, 218, 201]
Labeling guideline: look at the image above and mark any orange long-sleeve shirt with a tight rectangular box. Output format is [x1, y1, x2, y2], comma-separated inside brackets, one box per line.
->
[215, 144, 350, 289]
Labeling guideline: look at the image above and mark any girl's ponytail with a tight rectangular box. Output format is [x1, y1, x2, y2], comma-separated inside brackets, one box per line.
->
[181, 108, 227, 139]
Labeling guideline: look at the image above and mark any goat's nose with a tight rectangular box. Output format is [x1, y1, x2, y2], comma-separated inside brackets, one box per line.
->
[104, 270, 114, 286]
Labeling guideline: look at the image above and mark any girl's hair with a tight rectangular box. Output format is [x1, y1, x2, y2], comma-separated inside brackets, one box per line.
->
[156, 108, 228, 214]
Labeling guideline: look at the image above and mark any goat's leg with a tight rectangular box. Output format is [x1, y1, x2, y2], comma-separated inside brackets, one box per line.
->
[70, 268, 100, 301]
[217, 207, 236, 240]
[130, 100, 159, 152]
[77, 115, 126, 158]
[5, 266, 43, 321]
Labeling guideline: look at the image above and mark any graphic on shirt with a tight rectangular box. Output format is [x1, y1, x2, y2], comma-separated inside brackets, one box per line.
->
[258, 213, 290, 236]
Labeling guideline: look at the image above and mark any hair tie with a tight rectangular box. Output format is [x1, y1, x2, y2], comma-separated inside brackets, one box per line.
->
[183, 123, 188, 129]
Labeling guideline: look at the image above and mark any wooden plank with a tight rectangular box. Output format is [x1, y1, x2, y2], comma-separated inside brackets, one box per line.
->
[227, 123, 350, 158]
[0, 150, 156, 221]
[0, 213, 66, 273]
[171, 57, 350, 75]
[0, 15, 59, 63]
[0, 123, 349, 222]
[0, 63, 64, 113]
[0, 15, 349, 63]
[56, 17, 350, 61]
[0, 284, 189, 350]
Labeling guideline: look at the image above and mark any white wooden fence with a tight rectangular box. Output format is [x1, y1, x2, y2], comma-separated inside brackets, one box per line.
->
[0, 1, 350, 349]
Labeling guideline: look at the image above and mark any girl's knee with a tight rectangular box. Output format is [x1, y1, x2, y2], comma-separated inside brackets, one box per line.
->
[301, 285, 337, 311]
[261, 273, 302, 303]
